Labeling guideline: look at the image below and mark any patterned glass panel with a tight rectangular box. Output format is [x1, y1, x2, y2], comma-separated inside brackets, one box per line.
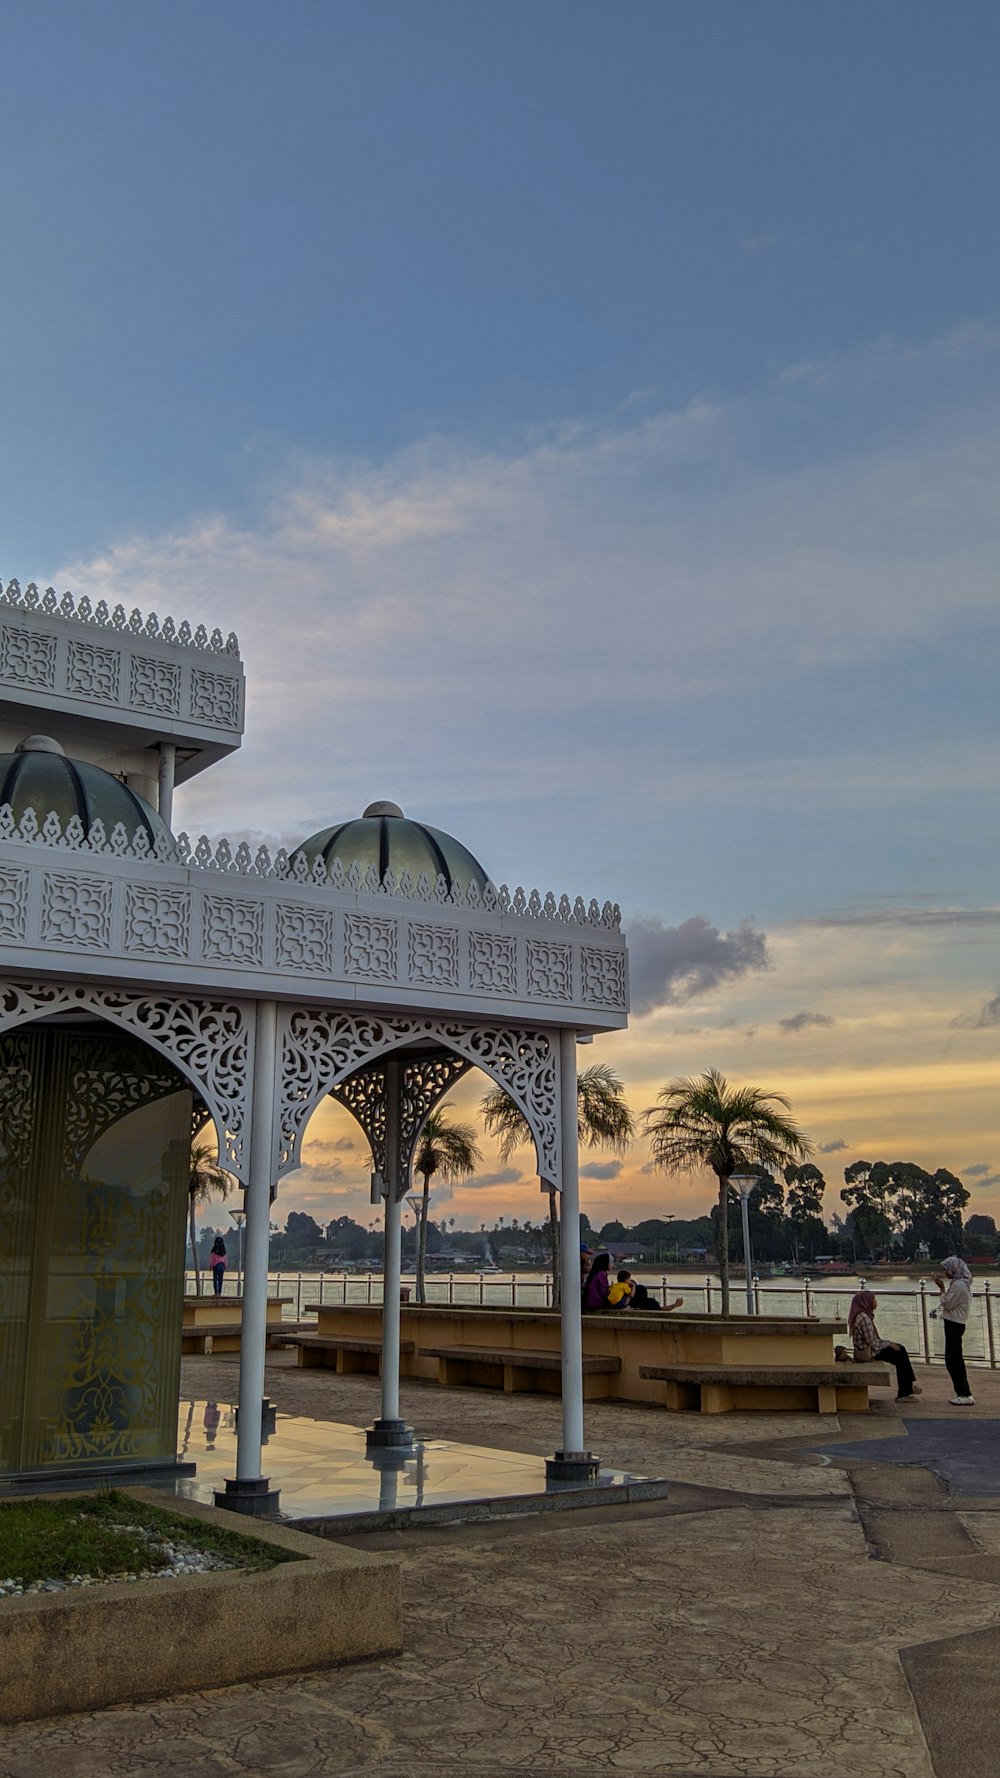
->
[0, 1028, 191, 1475]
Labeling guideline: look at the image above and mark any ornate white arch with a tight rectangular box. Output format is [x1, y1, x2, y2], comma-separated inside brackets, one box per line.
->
[0, 979, 253, 1179]
[276, 1008, 560, 1191]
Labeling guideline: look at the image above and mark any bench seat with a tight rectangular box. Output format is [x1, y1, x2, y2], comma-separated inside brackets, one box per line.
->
[285, 1334, 415, 1376]
[182, 1323, 291, 1356]
[422, 1344, 621, 1398]
[638, 1361, 890, 1415]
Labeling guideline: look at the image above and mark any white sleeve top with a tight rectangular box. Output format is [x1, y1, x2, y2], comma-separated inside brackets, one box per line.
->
[940, 1278, 971, 1324]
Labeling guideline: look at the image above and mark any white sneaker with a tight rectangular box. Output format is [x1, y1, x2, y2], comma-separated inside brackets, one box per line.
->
[949, 1395, 976, 1405]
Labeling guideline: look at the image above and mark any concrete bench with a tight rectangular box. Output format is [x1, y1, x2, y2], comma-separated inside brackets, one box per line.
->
[182, 1323, 292, 1356]
[638, 1362, 891, 1415]
[285, 1334, 415, 1376]
[423, 1344, 622, 1398]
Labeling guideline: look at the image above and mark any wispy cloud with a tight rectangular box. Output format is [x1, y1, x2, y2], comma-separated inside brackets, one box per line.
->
[580, 1160, 623, 1182]
[953, 987, 1000, 1030]
[778, 1010, 835, 1033]
[819, 1138, 849, 1154]
[964, 1163, 995, 1178]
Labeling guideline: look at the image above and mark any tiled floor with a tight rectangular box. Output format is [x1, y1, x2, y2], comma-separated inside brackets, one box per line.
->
[171, 1398, 655, 1521]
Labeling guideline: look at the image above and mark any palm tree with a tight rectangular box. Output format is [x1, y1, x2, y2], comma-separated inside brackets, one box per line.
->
[412, 1109, 481, 1303]
[480, 1063, 635, 1303]
[643, 1068, 811, 1316]
[188, 1143, 235, 1295]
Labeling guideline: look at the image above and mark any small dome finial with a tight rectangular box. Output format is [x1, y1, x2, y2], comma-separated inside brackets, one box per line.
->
[16, 735, 65, 756]
[363, 800, 404, 819]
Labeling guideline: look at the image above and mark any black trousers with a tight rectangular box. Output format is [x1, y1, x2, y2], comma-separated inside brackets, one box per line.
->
[877, 1343, 918, 1398]
[944, 1319, 971, 1397]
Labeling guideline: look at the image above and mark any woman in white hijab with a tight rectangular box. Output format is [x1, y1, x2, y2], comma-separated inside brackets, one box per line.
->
[935, 1256, 975, 1405]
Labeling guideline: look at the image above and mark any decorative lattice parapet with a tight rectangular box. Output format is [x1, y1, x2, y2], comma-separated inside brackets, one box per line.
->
[0, 815, 629, 1031]
[0, 580, 243, 750]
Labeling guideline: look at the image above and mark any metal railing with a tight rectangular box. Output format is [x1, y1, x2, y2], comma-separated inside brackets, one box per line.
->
[181, 1270, 1000, 1368]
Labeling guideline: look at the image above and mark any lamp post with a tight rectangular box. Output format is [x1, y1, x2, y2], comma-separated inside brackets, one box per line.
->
[228, 1206, 246, 1297]
[405, 1195, 422, 1278]
[729, 1177, 757, 1316]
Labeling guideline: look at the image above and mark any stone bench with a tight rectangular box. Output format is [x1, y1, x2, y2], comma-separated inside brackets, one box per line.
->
[423, 1345, 622, 1398]
[182, 1322, 295, 1356]
[638, 1362, 891, 1415]
[285, 1334, 415, 1376]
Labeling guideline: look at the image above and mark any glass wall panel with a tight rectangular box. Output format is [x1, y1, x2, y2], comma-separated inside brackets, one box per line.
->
[0, 1026, 192, 1476]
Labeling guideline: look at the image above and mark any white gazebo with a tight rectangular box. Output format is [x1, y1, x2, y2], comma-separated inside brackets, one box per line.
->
[0, 579, 629, 1511]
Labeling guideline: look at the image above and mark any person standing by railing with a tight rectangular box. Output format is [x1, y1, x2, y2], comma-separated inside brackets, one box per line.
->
[935, 1257, 975, 1405]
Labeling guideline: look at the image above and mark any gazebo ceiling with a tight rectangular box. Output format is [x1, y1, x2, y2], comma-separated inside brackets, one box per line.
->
[292, 801, 489, 893]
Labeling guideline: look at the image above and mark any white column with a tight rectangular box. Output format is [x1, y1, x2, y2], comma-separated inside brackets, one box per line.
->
[557, 1027, 586, 1456]
[158, 742, 176, 827]
[223, 998, 279, 1509]
[545, 1029, 598, 1484]
[368, 1058, 412, 1449]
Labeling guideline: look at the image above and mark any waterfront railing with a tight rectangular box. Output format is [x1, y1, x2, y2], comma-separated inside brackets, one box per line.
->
[184, 1269, 1000, 1370]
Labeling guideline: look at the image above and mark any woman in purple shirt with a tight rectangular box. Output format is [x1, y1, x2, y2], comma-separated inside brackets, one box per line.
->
[582, 1251, 612, 1312]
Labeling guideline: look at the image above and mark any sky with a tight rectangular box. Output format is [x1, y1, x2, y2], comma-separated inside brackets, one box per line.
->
[2, 2, 998, 1232]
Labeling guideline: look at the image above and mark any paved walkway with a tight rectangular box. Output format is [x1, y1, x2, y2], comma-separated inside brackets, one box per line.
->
[4, 1355, 1000, 1778]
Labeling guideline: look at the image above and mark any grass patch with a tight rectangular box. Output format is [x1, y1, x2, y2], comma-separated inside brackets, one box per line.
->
[0, 1490, 298, 1587]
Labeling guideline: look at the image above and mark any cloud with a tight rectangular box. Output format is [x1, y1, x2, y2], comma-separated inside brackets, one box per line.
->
[778, 1010, 835, 1033]
[964, 1163, 996, 1178]
[819, 1139, 849, 1154]
[969, 1173, 1000, 1191]
[807, 909, 1000, 931]
[465, 1168, 523, 1190]
[953, 987, 1000, 1030]
[627, 916, 769, 1018]
[57, 325, 1000, 865]
[580, 1161, 623, 1182]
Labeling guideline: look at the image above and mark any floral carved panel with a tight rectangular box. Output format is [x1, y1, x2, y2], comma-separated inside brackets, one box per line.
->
[40, 873, 114, 950]
[0, 866, 28, 941]
[408, 922, 459, 988]
[0, 625, 57, 689]
[189, 667, 240, 728]
[66, 640, 121, 703]
[344, 913, 397, 983]
[275, 903, 333, 974]
[469, 931, 517, 995]
[202, 895, 264, 967]
[123, 885, 192, 959]
[581, 945, 627, 1008]
[526, 938, 573, 1002]
[129, 654, 181, 714]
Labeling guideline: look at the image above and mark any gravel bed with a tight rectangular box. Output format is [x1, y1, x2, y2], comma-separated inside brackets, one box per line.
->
[0, 1519, 239, 1598]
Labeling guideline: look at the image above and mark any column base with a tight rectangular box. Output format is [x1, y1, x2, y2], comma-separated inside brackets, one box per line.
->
[366, 1418, 414, 1453]
[234, 1397, 277, 1432]
[545, 1450, 601, 1484]
[214, 1475, 281, 1516]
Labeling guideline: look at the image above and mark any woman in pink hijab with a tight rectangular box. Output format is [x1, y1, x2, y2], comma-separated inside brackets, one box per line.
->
[934, 1257, 975, 1405]
[847, 1290, 920, 1401]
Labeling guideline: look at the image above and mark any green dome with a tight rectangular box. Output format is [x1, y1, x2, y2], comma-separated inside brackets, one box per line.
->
[0, 738, 175, 854]
[292, 801, 489, 892]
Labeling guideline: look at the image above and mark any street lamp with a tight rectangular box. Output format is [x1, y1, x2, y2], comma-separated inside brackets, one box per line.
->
[405, 1194, 422, 1274]
[228, 1205, 246, 1297]
[729, 1177, 758, 1316]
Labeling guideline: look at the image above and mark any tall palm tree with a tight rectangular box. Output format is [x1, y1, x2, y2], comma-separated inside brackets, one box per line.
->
[412, 1109, 481, 1303]
[480, 1063, 635, 1302]
[643, 1068, 811, 1316]
[188, 1143, 235, 1295]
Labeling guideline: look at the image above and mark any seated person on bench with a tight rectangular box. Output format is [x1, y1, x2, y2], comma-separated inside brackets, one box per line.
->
[847, 1290, 921, 1402]
[610, 1269, 683, 1312]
